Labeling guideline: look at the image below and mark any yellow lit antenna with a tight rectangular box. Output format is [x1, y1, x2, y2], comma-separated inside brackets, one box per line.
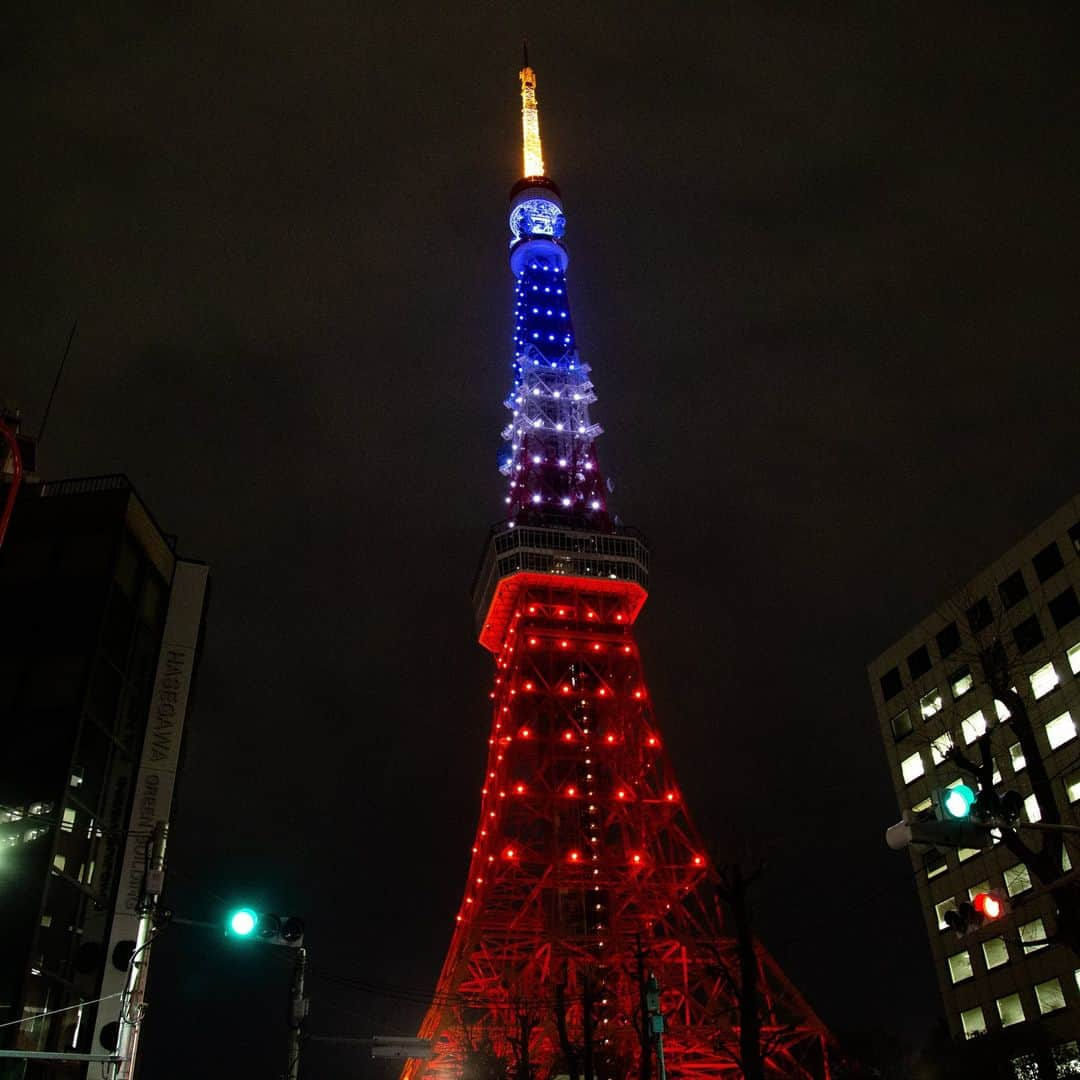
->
[519, 42, 545, 178]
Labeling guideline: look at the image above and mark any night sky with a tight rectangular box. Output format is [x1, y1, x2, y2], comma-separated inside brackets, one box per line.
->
[5, 4, 1079, 1076]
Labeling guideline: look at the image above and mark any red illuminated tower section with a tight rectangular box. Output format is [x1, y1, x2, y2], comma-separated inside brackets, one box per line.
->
[405, 61, 832, 1080]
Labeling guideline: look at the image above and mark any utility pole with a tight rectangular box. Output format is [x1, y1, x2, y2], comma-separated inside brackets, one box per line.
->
[582, 972, 595, 1080]
[635, 936, 651, 1080]
[115, 821, 167, 1080]
[286, 946, 308, 1080]
[645, 974, 666, 1080]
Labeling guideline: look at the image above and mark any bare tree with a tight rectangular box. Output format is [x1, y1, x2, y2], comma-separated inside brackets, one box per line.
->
[706, 856, 802, 1079]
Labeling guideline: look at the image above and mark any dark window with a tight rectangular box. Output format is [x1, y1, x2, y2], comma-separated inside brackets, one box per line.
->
[880, 667, 902, 701]
[890, 709, 913, 741]
[1069, 522, 1080, 555]
[967, 596, 992, 633]
[936, 621, 961, 659]
[907, 645, 932, 680]
[1032, 541, 1064, 583]
[924, 848, 947, 877]
[1049, 586, 1080, 630]
[998, 570, 1028, 610]
[1013, 615, 1044, 655]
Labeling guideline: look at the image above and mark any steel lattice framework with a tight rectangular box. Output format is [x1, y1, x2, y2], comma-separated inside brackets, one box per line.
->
[404, 60, 832, 1080]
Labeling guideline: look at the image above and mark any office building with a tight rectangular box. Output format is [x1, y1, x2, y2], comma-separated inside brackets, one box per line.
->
[0, 417, 208, 1076]
[869, 496, 1080, 1067]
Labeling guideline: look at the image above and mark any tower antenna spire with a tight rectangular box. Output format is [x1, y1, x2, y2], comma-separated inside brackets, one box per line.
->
[518, 48, 544, 178]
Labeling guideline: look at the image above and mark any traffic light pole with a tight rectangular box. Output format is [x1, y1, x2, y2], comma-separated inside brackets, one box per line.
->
[115, 821, 167, 1080]
[286, 946, 308, 1080]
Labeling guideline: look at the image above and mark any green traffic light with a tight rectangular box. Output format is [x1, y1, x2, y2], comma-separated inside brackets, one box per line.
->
[229, 908, 258, 936]
[944, 784, 976, 819]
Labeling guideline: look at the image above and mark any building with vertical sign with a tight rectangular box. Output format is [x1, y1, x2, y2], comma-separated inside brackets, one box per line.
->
[0, 445, 208, 1076]
[868, 496, 1080, 1068]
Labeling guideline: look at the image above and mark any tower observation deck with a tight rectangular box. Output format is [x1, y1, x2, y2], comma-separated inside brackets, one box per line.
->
[407, 59, 832, 1080]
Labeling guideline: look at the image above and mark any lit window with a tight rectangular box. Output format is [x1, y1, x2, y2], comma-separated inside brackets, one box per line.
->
[1065, 848, 1073, 872]
[925, 849, 947, 879]
[901, 752, 925, 784]
[1068, 642, 1080, 676]
[930, 734, 953, 766]
[1035, 978, 1066, 1015]
[1004, 863, 1032, 897]
[961, 710, 987, 745]
[912, 797, 932, 813]
[935, 898, 958, 930]
[982, 937, 1009, 970]
[995, 698, 1011, 721]
[947, 951, 973, 984]
[52, 855, 66, 872]
[1024, 793, 1042, 823]
[1030, 662, 1060, 699]
[1021, 917, 1048, 954]
[61, 808, 76, 834]
[996, 993, 1025, 1027]
[890, 709, 912, 741]
[1046, 711, 1076, 750]
[950, 668, 974, 699]
[957, 847, 980, 863]
[1067, 772, 1080, 804]
[968, 879, 991, 901]
[920, 689, 943, 719]
[960, 1006, 987, 1040]
[1010, 742, 1026, 773]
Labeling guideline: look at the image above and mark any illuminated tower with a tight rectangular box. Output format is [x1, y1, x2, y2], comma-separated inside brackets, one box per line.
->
[407, 61, 831, 1080]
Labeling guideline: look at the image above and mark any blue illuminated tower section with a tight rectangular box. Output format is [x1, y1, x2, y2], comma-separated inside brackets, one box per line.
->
[502, 171, 609, 525]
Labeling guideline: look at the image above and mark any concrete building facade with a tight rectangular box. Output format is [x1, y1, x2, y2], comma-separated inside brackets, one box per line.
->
[869, 496, 1080, 1067]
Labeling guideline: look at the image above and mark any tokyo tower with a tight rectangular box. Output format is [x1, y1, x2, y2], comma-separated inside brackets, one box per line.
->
[406, 58, 832, 1080]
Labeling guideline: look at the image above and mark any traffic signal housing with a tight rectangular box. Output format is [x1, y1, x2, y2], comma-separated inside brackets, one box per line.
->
[944, 890, 1009, 937]
[225, 908, 305, 947]
[973, 890, 1009, 922]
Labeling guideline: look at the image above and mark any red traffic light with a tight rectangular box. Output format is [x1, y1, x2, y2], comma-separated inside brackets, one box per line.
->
[973, 891, 1007, 921]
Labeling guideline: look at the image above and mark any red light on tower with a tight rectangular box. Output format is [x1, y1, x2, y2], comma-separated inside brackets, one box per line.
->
[568, 850, 581, 863]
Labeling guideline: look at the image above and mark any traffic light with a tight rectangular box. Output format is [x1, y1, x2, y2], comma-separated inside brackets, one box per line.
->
[227, 908, 258, 937]
[225, 909, 305, 947]
[973, 890, 1009, 922]
[944, 891, 1009, 937]
[932, 784, 976, 821]
[885, 811, 991, 852]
